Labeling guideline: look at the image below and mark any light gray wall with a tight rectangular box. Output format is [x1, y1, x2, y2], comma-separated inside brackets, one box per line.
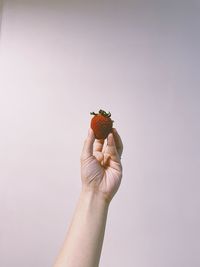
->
[0, 1, 200, 266]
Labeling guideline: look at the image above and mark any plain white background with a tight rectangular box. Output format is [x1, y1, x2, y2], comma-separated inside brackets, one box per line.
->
[0, 1, 200, 266]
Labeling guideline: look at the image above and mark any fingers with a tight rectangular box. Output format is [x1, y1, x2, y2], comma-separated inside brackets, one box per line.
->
[81, 128, 95, 161]
[80, 127, 123, 163]
[102, 154, 111, 166]
[93, 139, 104, 153]
[112, 128, 123, 158]
[94, 151, 104, 162]
[106, 132, 120, 162]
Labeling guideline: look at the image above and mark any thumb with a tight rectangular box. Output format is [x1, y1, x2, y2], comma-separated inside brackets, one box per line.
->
[81, 128, 95, 161]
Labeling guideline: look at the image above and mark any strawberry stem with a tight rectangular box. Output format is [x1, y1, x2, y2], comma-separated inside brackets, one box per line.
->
[90, 109, 111, 118]
[90, 112, 98, 115]
[99, 109, 111, 118]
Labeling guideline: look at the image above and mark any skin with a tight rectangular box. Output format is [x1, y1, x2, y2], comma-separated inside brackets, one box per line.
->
[53, 127, 123, 267]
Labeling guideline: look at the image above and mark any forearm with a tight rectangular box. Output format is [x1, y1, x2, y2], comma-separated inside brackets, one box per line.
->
[53, 188, 109, 267]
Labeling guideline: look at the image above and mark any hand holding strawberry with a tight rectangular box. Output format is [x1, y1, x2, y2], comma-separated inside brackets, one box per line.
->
[80, 127, 123, 204]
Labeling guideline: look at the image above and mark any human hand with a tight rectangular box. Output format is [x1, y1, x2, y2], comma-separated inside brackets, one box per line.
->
[80, 128, 123, 203]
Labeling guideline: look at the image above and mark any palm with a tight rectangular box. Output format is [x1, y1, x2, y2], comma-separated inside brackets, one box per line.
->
[81, 128, 123, 201]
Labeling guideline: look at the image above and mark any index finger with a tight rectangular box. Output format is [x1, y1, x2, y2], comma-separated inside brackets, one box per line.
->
[81, 128, 95, 161]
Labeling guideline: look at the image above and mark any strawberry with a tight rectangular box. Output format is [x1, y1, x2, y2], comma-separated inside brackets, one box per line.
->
[90, 109, 114, 139]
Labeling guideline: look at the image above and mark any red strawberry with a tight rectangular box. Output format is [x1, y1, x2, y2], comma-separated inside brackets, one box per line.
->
[90, 109, 114, 139]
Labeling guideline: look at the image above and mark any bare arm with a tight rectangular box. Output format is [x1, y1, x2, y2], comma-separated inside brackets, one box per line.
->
[53, 128, 123, 267]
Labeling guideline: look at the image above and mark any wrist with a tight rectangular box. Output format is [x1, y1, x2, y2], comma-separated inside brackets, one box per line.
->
[81, 186, 110, 209]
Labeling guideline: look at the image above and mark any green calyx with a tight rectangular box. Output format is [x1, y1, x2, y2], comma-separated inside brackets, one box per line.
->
[90, 109, 111, 118]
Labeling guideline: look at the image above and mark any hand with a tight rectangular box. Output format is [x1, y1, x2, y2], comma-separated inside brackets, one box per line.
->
[80, 128, 123, 203]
